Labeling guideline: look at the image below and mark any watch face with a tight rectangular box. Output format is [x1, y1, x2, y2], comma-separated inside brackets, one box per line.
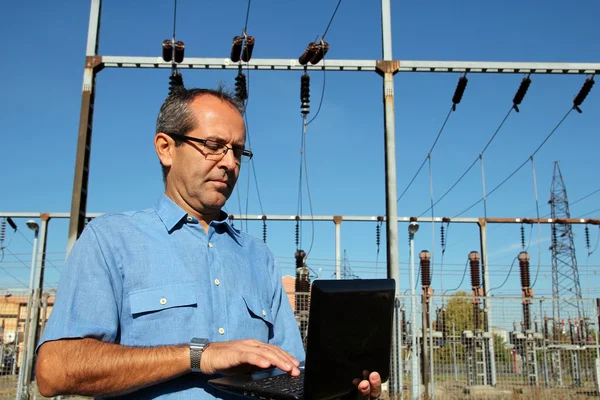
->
[191, 338, 209, 347]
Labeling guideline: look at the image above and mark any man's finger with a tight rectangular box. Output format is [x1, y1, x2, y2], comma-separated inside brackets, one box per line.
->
[368, 372, 382, 399]
[358, 380, 370, 396]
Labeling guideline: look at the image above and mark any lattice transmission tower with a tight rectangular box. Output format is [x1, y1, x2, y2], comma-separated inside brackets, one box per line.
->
[549, 161, 584, 324]
[341, 250, 360, 279]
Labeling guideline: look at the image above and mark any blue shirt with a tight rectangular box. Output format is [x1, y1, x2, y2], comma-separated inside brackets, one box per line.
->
[39, 194, 305, 399]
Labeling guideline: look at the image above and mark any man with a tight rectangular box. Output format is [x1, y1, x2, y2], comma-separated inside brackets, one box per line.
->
[36, 88, 382, 399]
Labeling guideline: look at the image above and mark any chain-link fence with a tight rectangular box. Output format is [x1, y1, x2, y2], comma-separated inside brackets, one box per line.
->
[387, 294, 600, 399]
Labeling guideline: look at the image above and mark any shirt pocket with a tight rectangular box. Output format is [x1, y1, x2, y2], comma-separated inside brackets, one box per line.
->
[129, 283, 197, 345]
[241, 295, 274, 342]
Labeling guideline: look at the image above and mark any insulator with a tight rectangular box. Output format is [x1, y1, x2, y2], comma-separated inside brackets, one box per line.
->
[241, 36, 255, 62]
[420, 257, 431, 287]
[295, 216, 300, 248]
[162, 40, 173, 62]
[552, 225, 557, 246]
[169, 71, 184, 96]
[573, 78, 594, 107]
[376, 223, 381, 248]
[520, 224, 526, 249]
[512, 77, 531, 112]
[262, 216, 267, 244]
[400, 307, 407, 335]
[6, 217, 16, 232]
[440, 225, 445, 248]
[235, 72, 248, 101]
[300, 73, 310, 115]
[451, 76, 468, 111]
[585, 225, 591, 250]
[295, 249, 306, 270]
[0, 219, 5, 246]
[230, 36, 243, 62]
[469, 255, 481, 288]
[519, 253, 531, 288]
[310, 42, 329, 65]
[173, 41, 185, 63]
[298, 42, 318, 65]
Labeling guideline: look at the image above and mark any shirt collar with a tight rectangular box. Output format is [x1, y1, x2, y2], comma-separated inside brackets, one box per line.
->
[155, 194, 241, 240]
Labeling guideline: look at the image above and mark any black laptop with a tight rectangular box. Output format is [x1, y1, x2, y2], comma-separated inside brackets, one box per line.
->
[209, 278, 395, 400]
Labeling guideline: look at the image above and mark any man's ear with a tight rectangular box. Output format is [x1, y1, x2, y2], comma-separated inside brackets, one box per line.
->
[155, 132, 174, 168]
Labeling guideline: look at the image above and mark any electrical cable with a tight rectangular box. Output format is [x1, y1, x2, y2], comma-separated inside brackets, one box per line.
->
[443, 259, 470, 295]
[530, 156, 543, 288]
[590, 226, 600, 256]
[321, 0, 342, 40]
[15, 229, 62, 276]
[579, 207, 600, 218]
[571, 188, 600, 207]
[306, 60, 326, 126]
[397, 106, 453, 202]
[296, 118, 306, 249]
[453, 107, 573, 218]
[172, 0, 177, 40]
[429, 156, 436, 284]
[243, 0, 252, 34]
[419, 105, 514, 216]
[235, 185, 244, 231]
[304, 0, 343, 126]
[1, 247, 31, 287]
[490, 256, 519, 292]
[303, 119, 316, 257]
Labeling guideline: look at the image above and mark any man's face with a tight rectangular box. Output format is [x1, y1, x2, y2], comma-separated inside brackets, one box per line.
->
[161, 95, 246, 217]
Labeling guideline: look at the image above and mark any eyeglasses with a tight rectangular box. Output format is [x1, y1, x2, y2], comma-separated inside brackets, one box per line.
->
[166, 132, 253, 163]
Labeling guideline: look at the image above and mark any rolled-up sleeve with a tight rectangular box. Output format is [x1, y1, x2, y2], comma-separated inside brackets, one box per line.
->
[37, 223, 121, 351]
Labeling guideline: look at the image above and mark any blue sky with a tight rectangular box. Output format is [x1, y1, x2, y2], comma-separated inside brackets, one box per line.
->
[1, 0, 599, 302]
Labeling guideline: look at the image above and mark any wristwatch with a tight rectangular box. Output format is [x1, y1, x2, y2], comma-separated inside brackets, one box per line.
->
[190, 337, 210, 373]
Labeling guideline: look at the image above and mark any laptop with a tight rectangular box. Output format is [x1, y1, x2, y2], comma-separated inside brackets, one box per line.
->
[209, 278, 395, 400]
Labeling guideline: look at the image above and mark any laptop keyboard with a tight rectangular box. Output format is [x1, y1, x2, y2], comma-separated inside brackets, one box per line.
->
[243, 370, 305, 396]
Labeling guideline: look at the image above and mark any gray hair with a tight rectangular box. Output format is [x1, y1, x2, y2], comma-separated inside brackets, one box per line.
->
[156, 86, 245, 183]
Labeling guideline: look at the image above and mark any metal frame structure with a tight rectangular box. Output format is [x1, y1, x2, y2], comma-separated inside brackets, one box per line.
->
[550, 162, 585, 325]
[20, 0, 598, 397]
[4, 209, 599, 398]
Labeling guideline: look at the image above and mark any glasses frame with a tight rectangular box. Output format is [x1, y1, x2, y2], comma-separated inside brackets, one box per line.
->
[165, 132, 253, 162]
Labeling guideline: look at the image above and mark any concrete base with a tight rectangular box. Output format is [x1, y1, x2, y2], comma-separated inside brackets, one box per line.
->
[464, 385, 513, 399]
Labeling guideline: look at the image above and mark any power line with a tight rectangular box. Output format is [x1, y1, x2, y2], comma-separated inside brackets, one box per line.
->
[321, 0, 342, 40]
[453, 107, 574, 218]
[306, 60, 326, 126]
[419, 105, 514, 216]
[1, 248, 30, 287]
[15, 229, 63, 276]
[397, 106, 453, 203]
[580, 207, 600, 218]
[243, 0, 252, 34]
[572, 188, 600, 207]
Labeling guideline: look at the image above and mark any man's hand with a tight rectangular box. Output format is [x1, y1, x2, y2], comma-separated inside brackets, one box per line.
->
[352, 371, 382, 400]
[200, 339, 301, 376]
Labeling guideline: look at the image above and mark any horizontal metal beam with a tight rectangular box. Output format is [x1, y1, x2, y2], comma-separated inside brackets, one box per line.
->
[2, 212, 598, 225]
[99, 56, 600, 75]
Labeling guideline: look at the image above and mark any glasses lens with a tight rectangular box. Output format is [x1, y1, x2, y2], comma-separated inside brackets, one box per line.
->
[202, 140, 225, 155]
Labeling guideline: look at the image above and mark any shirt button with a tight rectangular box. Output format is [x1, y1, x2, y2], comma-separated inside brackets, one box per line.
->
[208, 242, 213, 248]
[160, 298, 167, 305]
[214, 279, 220, 286]
[186, 215, 193, 222]
[262, 310, 267, 317]
[218, 328, 225, 335]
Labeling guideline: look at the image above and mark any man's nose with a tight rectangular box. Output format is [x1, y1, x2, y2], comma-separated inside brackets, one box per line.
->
[218, 149, 238, 170]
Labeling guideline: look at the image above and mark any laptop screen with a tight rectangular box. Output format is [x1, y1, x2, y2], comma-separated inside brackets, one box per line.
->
[303, 279, 395, 400]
